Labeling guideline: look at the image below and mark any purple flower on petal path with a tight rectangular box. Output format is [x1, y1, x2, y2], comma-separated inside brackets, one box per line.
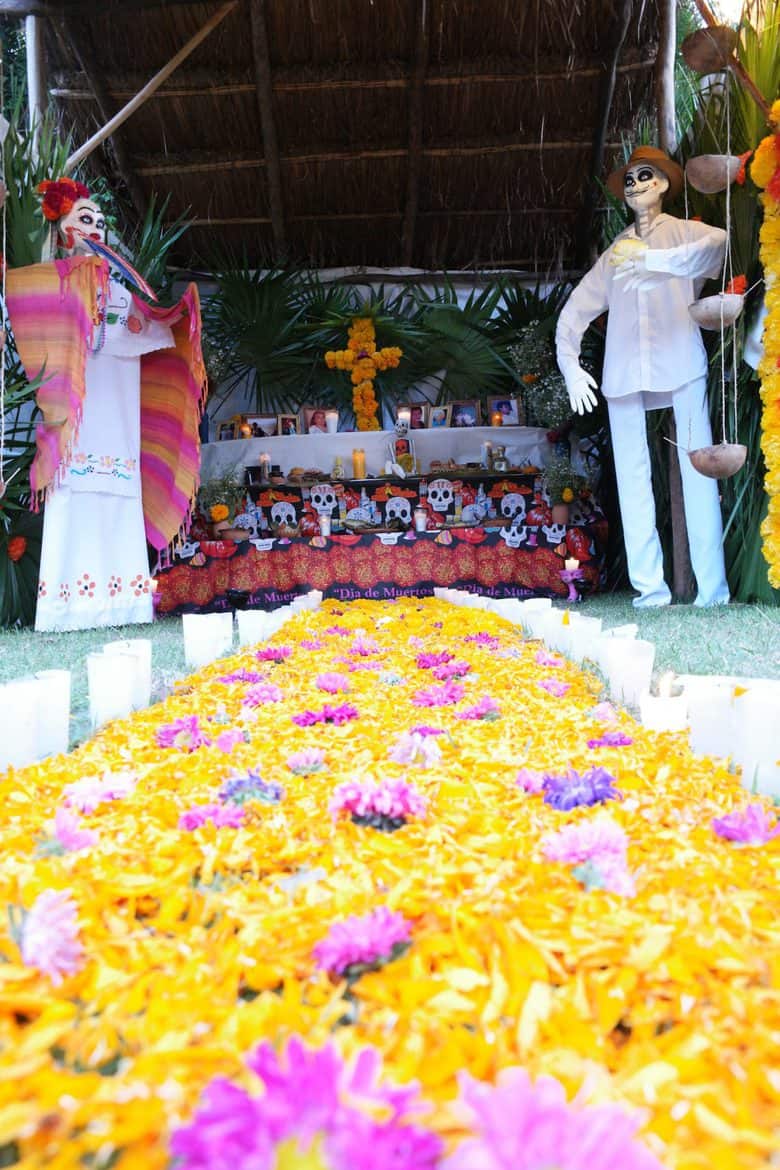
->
[20, 890, 84, 985]
[51, 807, 98, 852]
[324, 625, 351, 636]
[411, 680, 466, 707]
[316, 671, 351, 694]
[179, 803, 245, 831]
[442, 1067, 665, 1170]
[286, 747, 327, 775]
[542, 767, 621, 811]
[388, 730, 443, 768]
[215, 728, 246, 753]
[538, 678, 571, 698]
[156, 715, 211, 752]
[587, 730, 634, 749]
[590, 701, 618, 723]
[409, 725, 445, 737]
[350, 635, 383, 657]
[169, 1077, 272, 1170]
[219, 772, 284, 805]
[457, 696, 500, 721]
[291, 703, 359, 727]
[416, 651, 454, 670]
[217, 668, 266, 685]
[255, 645, 292, 662]
[712, 802, 780, 845]
[314, 906, 412, 976]
[63, 772, 137, 813]
[463, 632, 500, 648]
[299, 638, 324, 651]
[432, 660, 471, 681]
[535, 649, 563, 667]
[243, 682, 284, 706]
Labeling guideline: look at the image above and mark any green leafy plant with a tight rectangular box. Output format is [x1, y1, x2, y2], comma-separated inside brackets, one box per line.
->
[542, 451, 589, 506]
[508, 322, 572, 431]
[196, 467, 246, 524]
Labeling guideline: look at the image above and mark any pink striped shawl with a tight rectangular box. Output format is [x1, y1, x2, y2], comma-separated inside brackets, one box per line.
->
[6, 256, 206, 551]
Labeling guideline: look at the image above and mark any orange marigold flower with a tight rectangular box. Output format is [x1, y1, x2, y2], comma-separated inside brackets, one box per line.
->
[7, 535, 27, 562]
[725, 275, 747, 296]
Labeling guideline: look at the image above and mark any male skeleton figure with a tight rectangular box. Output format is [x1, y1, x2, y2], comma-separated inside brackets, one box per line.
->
[555, 146, 729, 607]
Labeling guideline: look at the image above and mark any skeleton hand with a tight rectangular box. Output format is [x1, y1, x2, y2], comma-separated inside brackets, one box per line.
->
[609, 237, 648, 268]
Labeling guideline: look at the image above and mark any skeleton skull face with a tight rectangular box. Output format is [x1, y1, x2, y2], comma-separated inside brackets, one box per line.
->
[58, 198, 107, 255]
[394, 418, 409, 438]
[541, 522, 567, 546]
[500, 493, 527, 522]
[309, 483, 337, 515]
[500, 522, 527, 549]
[271, 501, 296, 527]
[385, 497, 412, 526]
[427, 478, 454, 513]
[623, 163, 669, 212]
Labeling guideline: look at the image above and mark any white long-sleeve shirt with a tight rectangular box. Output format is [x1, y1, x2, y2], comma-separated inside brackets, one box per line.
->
[555, 214, 726, 399]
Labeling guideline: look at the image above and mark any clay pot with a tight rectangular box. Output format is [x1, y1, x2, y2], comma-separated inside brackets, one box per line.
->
[681, 25, 737, 73]
[551, 503, 570, 525]
[688, 443, 747, 479]
[688, 293, 744, 330]
[685, 154, 742, 194]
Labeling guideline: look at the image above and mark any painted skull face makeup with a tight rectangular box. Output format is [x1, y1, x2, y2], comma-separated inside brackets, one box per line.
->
[623, 163, 669, 210]
[58, 199, 107, 254]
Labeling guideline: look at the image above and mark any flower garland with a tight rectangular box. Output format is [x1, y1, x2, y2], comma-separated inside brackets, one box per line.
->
[325, 317, 402, 431]
[750, 98, 780, 586]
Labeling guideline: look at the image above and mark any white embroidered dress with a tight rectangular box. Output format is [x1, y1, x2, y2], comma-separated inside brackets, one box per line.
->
[35, 280, 173, 631]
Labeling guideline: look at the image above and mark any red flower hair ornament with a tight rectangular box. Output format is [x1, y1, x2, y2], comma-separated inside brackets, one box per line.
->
[36, 177, 92, 222]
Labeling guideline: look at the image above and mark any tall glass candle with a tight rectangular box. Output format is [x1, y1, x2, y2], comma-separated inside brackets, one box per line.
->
[352, 448, 366, 478]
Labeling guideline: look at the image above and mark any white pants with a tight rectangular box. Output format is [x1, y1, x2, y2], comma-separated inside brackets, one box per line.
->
[607, 380, 729, 607]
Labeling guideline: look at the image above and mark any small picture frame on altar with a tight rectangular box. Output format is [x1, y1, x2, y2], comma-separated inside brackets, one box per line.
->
[245, 413, 278, 438]
[217, 421, 238, 441]
[303, 406, 329, 434]
[487, 396, 523, 426]
[451, 400, 481, 428]
[398, 402, 428, 429]
[277, 413, 300, 436]
[428, 404, 451, 429]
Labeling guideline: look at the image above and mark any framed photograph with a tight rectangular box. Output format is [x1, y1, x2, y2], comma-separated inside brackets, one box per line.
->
[428, 404, 452, 429]
[216, 420, 238, 442]
[244, 413, 278, 438]
[450, 400, 481, 428]
[302, 405, 329, 434]
[398, 402, 428, 429]
[487, 396, 523, 426]
[277, 413, 300, 436]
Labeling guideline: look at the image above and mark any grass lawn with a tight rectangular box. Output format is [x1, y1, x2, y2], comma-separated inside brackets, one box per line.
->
[1, 592, 778, 750]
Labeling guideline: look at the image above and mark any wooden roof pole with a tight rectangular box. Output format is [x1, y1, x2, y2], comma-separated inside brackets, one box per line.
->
[655, 0, 677, 154]
[50, 12, 147, 218]
[25, 13, 46, 158]
[64, 0, 238, 173]
[401, 0, 430, 266]
[573, 0, 633, 268]
[249, 0, 286, 259]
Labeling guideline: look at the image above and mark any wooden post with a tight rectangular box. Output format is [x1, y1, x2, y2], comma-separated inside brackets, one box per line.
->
[655, 0, 677, 154]
[65, 1, 238, 173]
[401, 0, 429, 266]
[249, 0, 286, 259]
[25, 13, 46, 157]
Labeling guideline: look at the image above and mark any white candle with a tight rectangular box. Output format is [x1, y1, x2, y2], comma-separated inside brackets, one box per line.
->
[605, 637, 655, 707]
[397, 408, 411, 427]
[639, 683, 688, 732]
[182, 612, 234, 668]
[325, 410, 339, 434]
[260, 452, 271, 478]
[564, 557, 580, 571]
[237, 609, 272, 646]
[34, 670, 72, 758]
[103, 639, 152, 710]
[87, 651, 136, 731]
[731, 682, 780, 797]
[0, 678, 42, 770]
[567, 615, 602, 664]
[686, 677, 736, 759]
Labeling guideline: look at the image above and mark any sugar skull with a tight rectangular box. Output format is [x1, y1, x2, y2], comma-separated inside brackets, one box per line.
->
[385, 497, 412, 526]
[309, 483, 338, 515]
[271, 501, 297, 527]
[427, 478, 454, 513]
[499, 522, 527, 549]
[541, 522, 567, 546]
[394, 418, 409, 438]
[500, 493, 527, 523]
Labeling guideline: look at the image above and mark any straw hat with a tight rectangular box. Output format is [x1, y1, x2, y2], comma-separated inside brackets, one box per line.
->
[606, 146, 684, 202]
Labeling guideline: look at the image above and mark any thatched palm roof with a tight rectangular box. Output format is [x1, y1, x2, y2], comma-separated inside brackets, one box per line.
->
[31, 0, 661, 271]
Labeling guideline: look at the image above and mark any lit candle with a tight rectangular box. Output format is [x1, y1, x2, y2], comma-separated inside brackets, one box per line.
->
[564, 556, 580, 571]
[352, 448, 366, 478]
[260, 452, 271, 479]
[639, 672, 688, 732]
[490, 410, 503, 427]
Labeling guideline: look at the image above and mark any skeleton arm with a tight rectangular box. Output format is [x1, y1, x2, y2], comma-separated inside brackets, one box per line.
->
[555, 260, 608, 415]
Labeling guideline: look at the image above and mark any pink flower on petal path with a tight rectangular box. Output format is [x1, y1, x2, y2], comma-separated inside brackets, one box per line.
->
[443, 1067, 665, 1170]
[516, 767, 545, 794]
[432, 660, 471, 681]
[51, 807, 98, 852]
[330, 777, 427, 822]
[20, 890, 84, 985]
[388, 730, 443, 768]
[535, 649, 563, 668]
[590, 701, 618, 723]
[316, 671, 351, 694]
[215, 728, 246, 753]
[156, 715, 211, 751]
[456, 696, 500, 721]
[712, 802, 780, 845]
[314, 906, 413, 976]
[411, 680, 466, 707]
[63, 772, 137, 813]
[179, 803, 245, 831]
[243, 682, 284, 706]
[538, 678, 570, 698]
[286, 747, 327, 775]
[255, 645, 292, 662]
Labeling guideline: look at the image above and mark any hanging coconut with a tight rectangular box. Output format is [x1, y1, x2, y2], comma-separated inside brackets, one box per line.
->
[689, 443, 747, 479]
[688, 292, 744, 330]
[681, 25, 738, 73]
[685, 154, 742, 194]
